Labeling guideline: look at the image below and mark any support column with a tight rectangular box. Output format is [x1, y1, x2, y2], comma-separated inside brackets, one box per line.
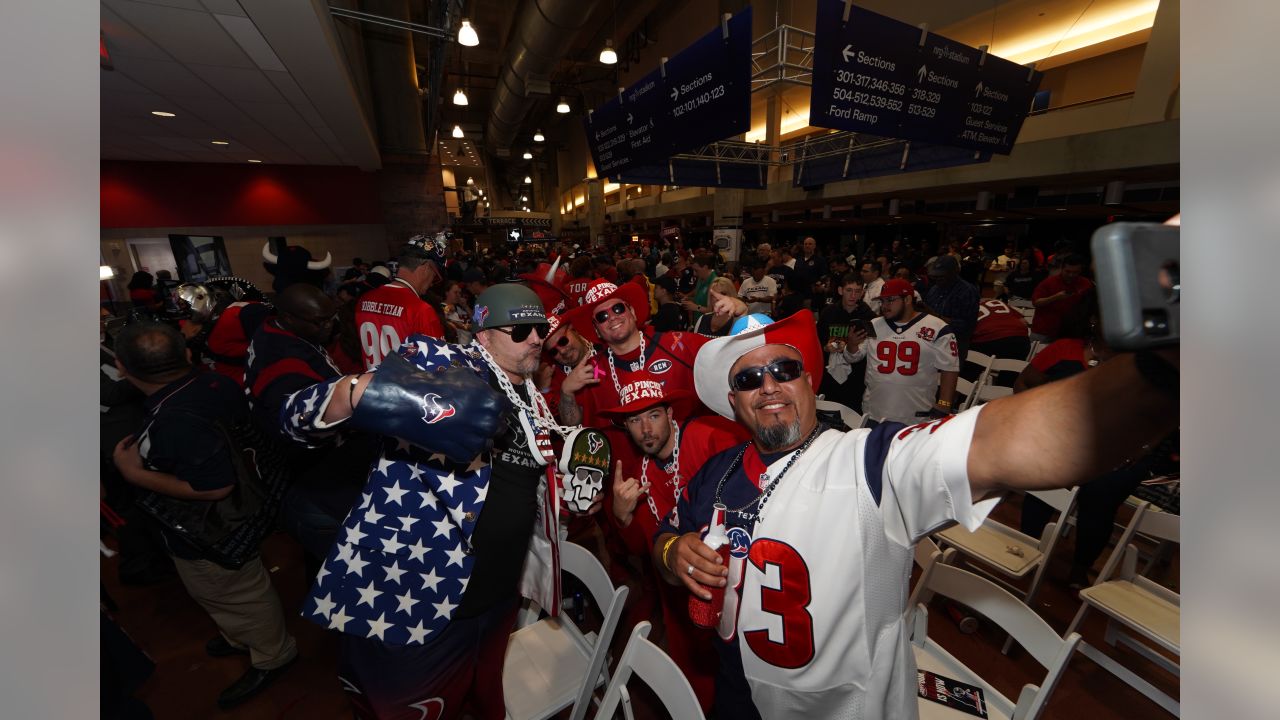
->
[714, 188, 746, 260]
[765, 89, 783, 184]
[1130, 0, 1180, 124]
[360, 0, 447, 247]
[587, 179, 605, 248]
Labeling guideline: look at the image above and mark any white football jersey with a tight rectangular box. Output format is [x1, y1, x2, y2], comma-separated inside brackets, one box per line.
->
[729, 410, 998, 719]
[853, 312, 959, 424]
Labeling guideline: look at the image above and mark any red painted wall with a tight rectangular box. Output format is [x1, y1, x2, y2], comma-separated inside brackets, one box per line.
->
[101, 160, 383, 228]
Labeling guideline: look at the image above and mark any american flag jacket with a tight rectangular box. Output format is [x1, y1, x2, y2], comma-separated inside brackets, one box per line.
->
[279, 334, 561, 646]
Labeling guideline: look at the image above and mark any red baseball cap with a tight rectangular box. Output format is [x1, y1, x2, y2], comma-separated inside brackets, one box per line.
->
[562, 279, 651, 341]
[879, 279, 915, 298]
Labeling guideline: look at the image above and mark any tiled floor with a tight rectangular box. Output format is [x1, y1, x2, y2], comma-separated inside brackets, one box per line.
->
[101, 494, 1178, 719]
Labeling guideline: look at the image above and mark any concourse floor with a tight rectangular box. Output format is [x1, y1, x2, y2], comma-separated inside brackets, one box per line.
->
[101, 494, 1177, 719]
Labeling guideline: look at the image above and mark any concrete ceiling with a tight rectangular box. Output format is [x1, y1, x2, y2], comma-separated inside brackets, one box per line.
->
[100, 0, 380, 168]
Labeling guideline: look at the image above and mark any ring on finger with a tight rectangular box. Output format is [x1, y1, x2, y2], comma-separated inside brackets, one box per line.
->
[686, 563, 695, 577]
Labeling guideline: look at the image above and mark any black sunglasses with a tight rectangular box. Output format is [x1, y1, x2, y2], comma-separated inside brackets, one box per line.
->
[730, 359, 805, 392]
[593, 302, 628, 324]
[545, 334, 572, 353]
[492, 323, 550, 342]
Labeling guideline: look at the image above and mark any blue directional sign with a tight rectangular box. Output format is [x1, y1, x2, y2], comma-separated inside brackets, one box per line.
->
[810, 2, 1042, 154]
[585, 68, 668, 179]
[662, 7, 752, 152]
[584, 7, 752, 180]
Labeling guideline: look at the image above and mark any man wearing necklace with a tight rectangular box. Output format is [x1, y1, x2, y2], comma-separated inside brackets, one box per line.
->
[560, 278, 709, 427]
[354, 235, 445, 370]
[600, 377, 748, 712]
[278, 284, 588, 720]
[652, 309, 1178, 720]
[533, 314, 598, 424]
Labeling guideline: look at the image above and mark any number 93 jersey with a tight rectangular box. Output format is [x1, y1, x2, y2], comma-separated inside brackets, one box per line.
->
[859, 313, 959, 424]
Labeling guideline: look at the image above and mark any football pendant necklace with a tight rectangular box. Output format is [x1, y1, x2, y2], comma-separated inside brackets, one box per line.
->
[639, 419, 681, 525]
[606, 333, 646, 397]
[713, 427, 821, 524]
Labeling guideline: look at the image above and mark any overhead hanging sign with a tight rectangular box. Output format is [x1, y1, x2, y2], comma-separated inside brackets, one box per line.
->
[585, 7, 752, 179]
[809, 2, 1042, 154]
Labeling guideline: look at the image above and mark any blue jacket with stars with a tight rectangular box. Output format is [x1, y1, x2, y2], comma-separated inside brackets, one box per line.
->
[279, 334, 550, 646]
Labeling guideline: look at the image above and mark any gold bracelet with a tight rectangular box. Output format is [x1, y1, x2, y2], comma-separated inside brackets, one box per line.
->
[660, 535, 679, 571]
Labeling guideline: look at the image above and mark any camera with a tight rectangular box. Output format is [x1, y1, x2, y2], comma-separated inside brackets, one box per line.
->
[1091, 222, 1179, 351]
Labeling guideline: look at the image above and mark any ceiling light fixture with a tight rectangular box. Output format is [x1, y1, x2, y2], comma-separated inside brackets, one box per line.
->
[452, 124, 464, 138]
[520, 195, 528, 202]
[247, 159, 262, 163]
[452, 88, 468, 106]
[599, 38, 617, 65]
[522, 151, 533, 159]
[210, 140, 229, 145]
[151, 111, 176, 117]
[466, 176, 474, 185]
[533, 130, 545, 142]
[457, 19, 479, 47]
[523, 175, 532, 184]
[556, 97, 570, 114]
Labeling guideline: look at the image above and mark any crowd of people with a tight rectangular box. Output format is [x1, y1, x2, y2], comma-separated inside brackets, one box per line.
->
[101, 228, 1178, 719]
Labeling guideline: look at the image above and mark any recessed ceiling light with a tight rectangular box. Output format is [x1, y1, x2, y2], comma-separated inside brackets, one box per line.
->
[963, 211, 972, 215]
[1056, 207, 1067, 211]
[247, 159, 262, 163]
[211, 140, 229, 145]
[151, 111, 176, 117]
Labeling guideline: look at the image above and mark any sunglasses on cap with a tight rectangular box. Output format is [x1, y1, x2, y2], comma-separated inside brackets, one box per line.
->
[491, 323, 550, 343]
[730, 359, 805, 392]
[593, 302, 628, 324]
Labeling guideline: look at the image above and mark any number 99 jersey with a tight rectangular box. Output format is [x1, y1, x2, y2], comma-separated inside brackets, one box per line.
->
[858, 313, 959, 424]
[354, 279, 445, 370]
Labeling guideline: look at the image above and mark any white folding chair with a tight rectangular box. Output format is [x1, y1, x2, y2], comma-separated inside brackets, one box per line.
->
[1064, 501, 1180, 716]
[934, 488, 1078, 650]
[970, 383, 1013, 406]
[908, 536, 956, 611]
[594, 622, 705, 720]
[985, 358, 1029, 388]
[911, 562, 1081, 720]
[955, 377, 978, 411]
[815, 398, 862, 431]
[504, 542, 629, 720]
[1026, 340, 1043, 361]
[963, 350, 994, 384]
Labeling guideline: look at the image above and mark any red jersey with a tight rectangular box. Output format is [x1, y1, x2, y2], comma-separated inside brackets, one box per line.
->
[561, 277, 595, 309]
[1030, 274, 1094, 338]
[605, 415, 749, 557]
[354, 278, 444, 369]
[204, 301, 269, 387]
[972, 299, 1030, 344]
[578, 329, 709, 428]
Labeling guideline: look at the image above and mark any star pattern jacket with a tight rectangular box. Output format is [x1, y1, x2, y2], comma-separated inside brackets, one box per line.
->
[279, 334, 559, 646]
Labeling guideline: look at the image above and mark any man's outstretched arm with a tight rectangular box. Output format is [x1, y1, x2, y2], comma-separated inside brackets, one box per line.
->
[967, 351, 1176, 500]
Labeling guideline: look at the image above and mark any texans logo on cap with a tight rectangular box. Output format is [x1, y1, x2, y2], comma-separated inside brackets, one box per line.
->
[421, 393, 456, 424]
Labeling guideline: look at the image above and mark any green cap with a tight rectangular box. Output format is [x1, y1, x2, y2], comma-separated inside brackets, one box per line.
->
[471, 283, 546, 330]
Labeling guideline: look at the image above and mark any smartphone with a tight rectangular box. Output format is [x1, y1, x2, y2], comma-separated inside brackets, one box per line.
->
[854, 318, 876, 338]
[1092, 222, 1179, 350]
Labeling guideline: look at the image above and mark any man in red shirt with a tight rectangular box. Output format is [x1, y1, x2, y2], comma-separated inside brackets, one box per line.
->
[970, 299, 1031, 363]
[353, 235, 445, 369]
[1029, 254, 1093, 341]
[601, 377, 747, 712]
[560, 279, 708, 428]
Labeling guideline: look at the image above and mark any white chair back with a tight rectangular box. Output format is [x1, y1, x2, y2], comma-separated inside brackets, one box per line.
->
[815, 398, 862, 431]
[594, 622, 705, 720]
[562, 542, 629, 720]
